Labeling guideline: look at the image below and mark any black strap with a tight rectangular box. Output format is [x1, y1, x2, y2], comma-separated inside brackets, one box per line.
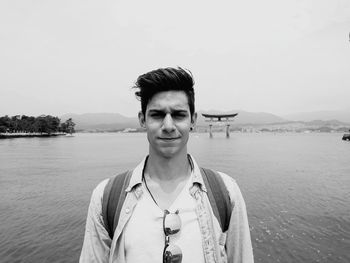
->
[102, 171, 132, 239]
[200, 167, 232, 232]
[102, 168, 232, 239]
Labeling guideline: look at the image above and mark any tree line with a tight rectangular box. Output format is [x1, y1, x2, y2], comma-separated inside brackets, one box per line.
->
[0, 115, 75, 134]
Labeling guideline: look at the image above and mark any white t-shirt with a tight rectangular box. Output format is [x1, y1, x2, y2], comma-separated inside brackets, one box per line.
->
[124, 176, 205, 263]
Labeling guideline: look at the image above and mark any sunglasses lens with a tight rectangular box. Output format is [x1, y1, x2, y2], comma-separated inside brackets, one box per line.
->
[164, 213, 181, 235]
[163, 244, 182, 263]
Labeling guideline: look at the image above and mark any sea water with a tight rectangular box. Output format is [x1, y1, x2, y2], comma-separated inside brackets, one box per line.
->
[0, 132, 349, 263]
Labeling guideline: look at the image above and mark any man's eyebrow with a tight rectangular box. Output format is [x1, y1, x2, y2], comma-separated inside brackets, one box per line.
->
[147, 109, 188, 114]
[172, 110, 188, 114]
[148, 109, 164, 113]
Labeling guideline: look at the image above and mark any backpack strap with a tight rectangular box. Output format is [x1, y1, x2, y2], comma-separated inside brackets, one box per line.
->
[102, 170, 132, 239]
[200, 167, 232, 232]
[102, 168, 232, 238]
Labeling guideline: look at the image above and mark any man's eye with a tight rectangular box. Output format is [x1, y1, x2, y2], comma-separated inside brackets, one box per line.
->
[150, 113, 164, 118]
[173, 113, 187, 119]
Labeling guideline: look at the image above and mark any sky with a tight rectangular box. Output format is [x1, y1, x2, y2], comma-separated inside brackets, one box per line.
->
[1, 0, 349, 118]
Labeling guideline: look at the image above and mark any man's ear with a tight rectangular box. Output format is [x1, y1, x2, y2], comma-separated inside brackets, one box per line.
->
[138, 111, 146, 128]
[191, 112, 197, 127]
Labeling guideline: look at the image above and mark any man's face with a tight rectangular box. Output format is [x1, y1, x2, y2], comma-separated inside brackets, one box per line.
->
[139, 91, 196, 159]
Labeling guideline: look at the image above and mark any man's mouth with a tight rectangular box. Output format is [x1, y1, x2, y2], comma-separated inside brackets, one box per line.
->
[159, 137, 180, 141]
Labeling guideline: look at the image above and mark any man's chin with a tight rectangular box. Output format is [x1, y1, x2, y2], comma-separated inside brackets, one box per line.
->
[159, 149, 179, 159]
[154, 146, 182, 159]
[149, 142, 187, 159]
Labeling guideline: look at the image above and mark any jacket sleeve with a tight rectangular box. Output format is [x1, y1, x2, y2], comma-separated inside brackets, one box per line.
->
[219, 172, 254, 263]
[79, 179, 111, 263]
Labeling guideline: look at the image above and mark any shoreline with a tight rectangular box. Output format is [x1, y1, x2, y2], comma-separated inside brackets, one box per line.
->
[0, 132, 68, 139]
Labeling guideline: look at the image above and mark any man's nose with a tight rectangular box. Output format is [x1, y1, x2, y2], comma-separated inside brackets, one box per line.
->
[162, 114, 175, 132]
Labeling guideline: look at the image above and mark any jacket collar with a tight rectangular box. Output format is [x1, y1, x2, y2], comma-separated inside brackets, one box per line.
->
[125, 154, 207, 193]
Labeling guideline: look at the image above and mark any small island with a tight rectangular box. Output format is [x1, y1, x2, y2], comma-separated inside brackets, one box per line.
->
[0, 115, 75, 139]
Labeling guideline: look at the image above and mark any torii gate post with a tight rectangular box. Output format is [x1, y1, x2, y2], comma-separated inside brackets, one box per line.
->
[226, 124, 230, 138]
[209, 124, 213, 138]
[202, 113, 238, 138]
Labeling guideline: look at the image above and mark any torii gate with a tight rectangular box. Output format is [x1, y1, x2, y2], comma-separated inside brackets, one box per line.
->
[202, 113, 238, 138]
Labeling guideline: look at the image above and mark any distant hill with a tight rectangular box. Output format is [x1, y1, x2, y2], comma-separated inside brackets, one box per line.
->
[196, 110, 287, 126]
[282, 110, 350, 123]
[60, 110, 290, 131]
[59, 110, 350, 132]
[242, 119, 350, 133]
[60, 113, 139, 131]
[306, 119, 349, 126]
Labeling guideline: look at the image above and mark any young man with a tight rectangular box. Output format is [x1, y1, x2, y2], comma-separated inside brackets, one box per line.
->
[80, 67, 254, 263]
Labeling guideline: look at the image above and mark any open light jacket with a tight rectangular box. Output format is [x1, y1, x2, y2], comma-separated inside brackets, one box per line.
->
[79, 155, 254, 263]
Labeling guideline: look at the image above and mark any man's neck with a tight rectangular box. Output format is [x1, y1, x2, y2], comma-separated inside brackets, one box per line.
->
[145, 151, 191, 183]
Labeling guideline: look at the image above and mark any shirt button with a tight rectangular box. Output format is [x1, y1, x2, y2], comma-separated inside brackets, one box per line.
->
[125, 207, 130, 214]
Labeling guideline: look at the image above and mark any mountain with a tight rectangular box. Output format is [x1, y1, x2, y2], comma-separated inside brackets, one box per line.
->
[60, 110, 349, 132]
[282, 110, 350, 123]
[60, 113, 139, 131]
[196, 110, 287, 126]
[60, 110, 288, 131]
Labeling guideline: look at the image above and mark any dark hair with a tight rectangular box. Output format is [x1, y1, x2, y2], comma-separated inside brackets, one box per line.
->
[133, 67, 195, 117]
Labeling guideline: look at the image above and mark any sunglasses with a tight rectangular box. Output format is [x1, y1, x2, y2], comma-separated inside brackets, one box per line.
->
[163, 210, 182, 263]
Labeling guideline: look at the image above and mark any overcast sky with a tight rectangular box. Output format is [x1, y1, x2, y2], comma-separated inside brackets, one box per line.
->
[1, 0, 349, 117]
